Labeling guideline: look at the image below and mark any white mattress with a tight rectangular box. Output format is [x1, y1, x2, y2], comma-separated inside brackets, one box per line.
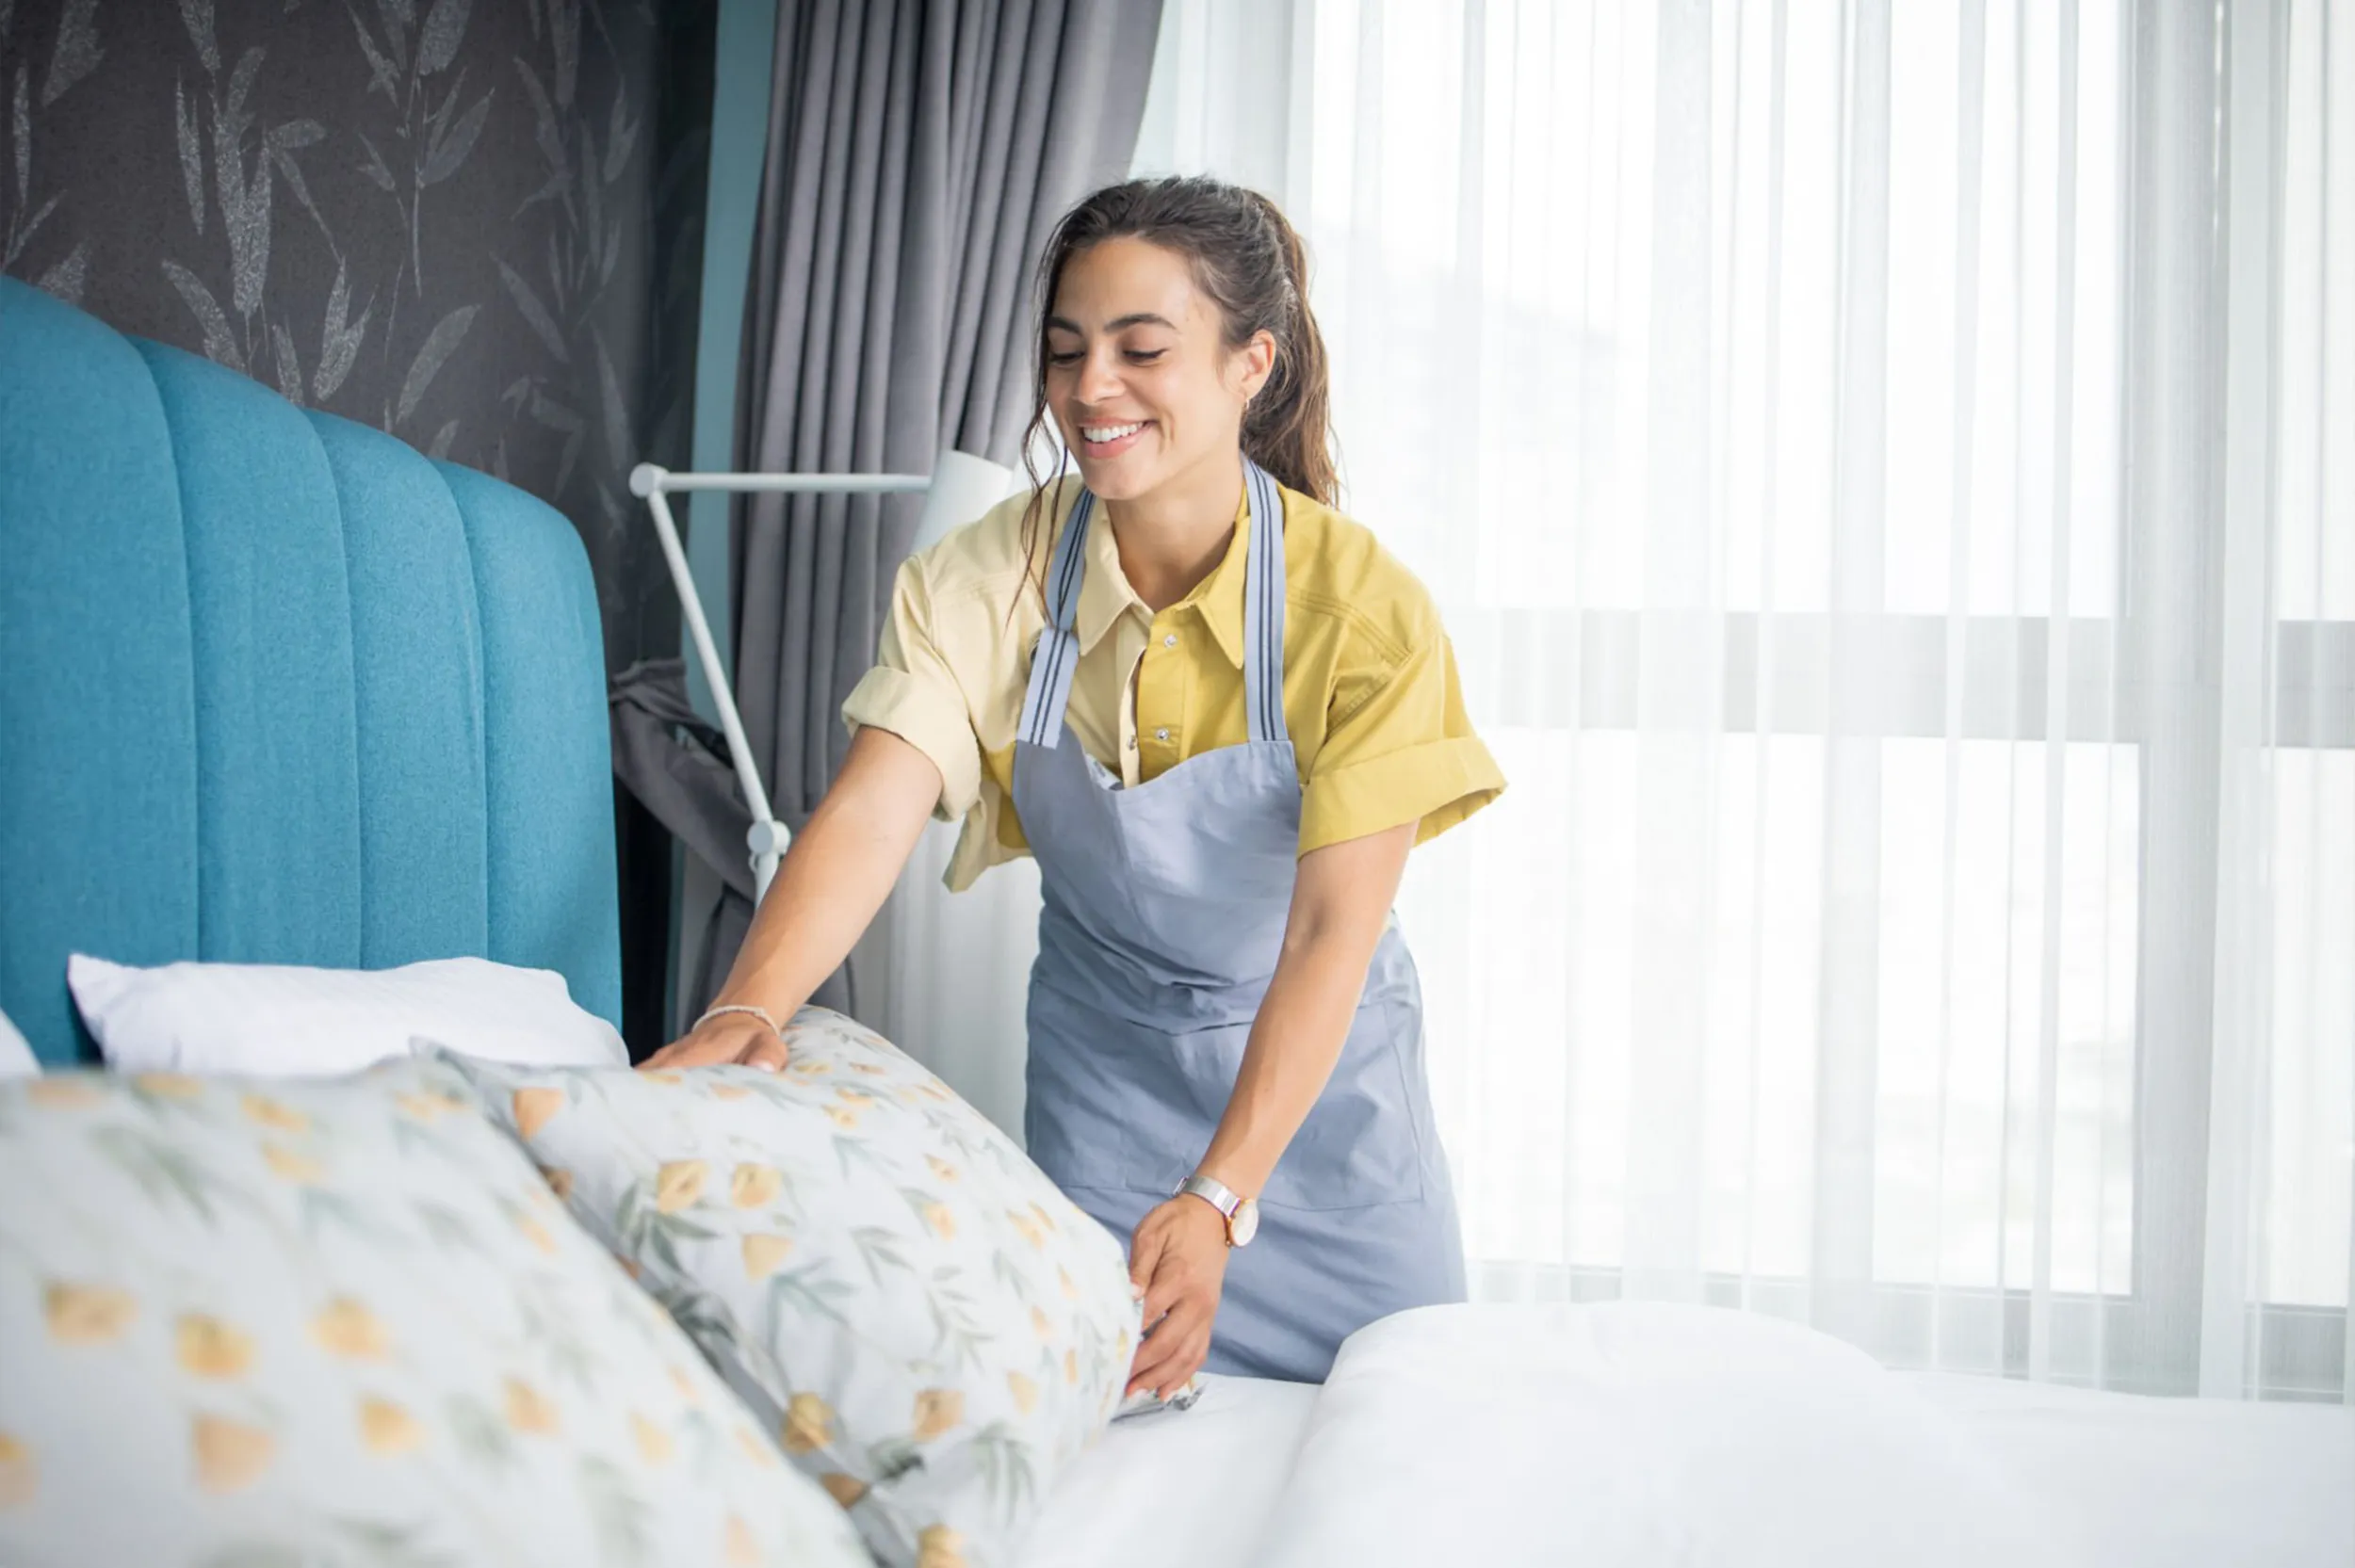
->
[1016, 1325, 2353, 1568]
[1902, 1372, 2355, 1568]
[1015, 1375, 1318, 1568]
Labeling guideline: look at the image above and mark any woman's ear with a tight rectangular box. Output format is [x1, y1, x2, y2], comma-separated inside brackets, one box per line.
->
[1236, 329, 1278, 402]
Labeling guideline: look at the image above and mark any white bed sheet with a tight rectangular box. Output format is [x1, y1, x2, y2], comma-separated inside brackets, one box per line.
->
[1015, 1375, 1318, 1568]
[1903, 1372, 2355, 1568]
[1017, 1312, 2353, 1568]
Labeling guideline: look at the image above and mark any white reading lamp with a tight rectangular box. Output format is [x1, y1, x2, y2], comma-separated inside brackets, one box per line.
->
[627, 449, 1016, 903]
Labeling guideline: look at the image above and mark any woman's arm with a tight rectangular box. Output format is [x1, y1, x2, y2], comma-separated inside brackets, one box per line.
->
[1125, 818, 1416, 1395]
[641, 726, 943, 1070]
[1199, 819, 1416, 1193]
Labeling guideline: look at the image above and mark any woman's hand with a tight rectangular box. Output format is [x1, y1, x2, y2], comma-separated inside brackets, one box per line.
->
[639, 1010, 787, 1072]
[1125, 1195, 1230, 1398]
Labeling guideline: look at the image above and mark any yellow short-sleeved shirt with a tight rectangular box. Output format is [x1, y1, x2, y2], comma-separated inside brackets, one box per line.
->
[841, 475, 1505, 892]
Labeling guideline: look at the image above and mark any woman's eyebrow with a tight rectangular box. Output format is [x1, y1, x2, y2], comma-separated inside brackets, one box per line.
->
[1047, 312, 1178, 334]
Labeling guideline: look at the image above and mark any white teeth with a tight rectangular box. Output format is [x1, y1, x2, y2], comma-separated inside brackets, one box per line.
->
[1080, 422, 1145, 443]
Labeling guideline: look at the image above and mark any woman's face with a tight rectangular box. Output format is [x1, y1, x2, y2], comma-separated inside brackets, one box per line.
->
[1044, 236, 1272, 506]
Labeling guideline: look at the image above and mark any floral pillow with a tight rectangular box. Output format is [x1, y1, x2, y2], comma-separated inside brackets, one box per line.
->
[435, 1007, 1143, 1568]
[0, 1061, 868, 1568]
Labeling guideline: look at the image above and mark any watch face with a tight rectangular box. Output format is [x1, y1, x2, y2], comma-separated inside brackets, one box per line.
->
[1229, 1199, 1259, 1248]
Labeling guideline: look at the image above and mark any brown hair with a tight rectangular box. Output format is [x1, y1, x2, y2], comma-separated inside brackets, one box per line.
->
[1014, 176, 1338, 616]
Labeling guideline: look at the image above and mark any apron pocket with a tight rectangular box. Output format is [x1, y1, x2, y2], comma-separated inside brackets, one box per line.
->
[1168, 998, 1427, 1213]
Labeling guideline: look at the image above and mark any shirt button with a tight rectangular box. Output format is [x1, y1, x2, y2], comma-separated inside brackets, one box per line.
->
[1126, 735, 1138, 750]
[1163, 633, 1178, 647]
[1155, 727, 1170, 742]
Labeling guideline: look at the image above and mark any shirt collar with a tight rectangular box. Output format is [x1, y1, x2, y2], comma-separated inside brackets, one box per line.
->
[1069, 486, 1258, 669]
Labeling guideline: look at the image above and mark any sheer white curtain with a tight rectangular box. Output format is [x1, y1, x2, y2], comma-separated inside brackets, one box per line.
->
[1136, 0, 2351, 1401]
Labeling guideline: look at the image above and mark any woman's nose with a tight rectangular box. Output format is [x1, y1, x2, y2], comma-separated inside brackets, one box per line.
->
[1078, 349, 1126, 405]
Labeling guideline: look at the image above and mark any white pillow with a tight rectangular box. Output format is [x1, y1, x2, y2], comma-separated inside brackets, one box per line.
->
[0, 1004, 38, 1077]
[67, 954, 626, 1076]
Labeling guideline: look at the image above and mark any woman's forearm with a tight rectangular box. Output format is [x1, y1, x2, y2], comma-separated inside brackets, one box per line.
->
[1195, 935, 1372, 1196]
[1195, 821, 1418, 1197]
[707, 726, 942, 1020]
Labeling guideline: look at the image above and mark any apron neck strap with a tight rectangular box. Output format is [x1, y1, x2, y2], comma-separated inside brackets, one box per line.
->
[1015, 462, 1290, 750]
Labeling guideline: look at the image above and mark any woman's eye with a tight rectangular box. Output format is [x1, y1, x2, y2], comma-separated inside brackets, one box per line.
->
[1048, 350, 1082, 366]
[1126, 349, 1166, 364]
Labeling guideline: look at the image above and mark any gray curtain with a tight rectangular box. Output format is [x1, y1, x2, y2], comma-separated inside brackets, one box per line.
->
[688, 0, 1161, 1014]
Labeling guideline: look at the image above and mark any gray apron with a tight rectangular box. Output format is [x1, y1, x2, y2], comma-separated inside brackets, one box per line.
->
[1013, 460, 1466, 1384]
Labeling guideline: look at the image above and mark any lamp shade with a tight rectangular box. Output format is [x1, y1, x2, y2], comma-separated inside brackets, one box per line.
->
[914, 447, 1017, 552]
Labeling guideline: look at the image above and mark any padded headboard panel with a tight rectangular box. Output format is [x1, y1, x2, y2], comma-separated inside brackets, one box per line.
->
[0, 278, 621, 1065]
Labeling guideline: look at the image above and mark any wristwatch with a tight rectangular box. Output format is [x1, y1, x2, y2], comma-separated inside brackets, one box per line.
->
[1174, 1173, 1259, 1248]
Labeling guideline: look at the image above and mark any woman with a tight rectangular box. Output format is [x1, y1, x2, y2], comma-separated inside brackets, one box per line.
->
[646, 175, 1504, 1394]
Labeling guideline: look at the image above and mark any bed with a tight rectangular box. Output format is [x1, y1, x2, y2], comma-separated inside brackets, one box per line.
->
[5, 275, 2348, 1568]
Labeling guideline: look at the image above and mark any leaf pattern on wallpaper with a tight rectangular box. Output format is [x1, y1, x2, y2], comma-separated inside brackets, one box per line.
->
[173, 76, 204, 235]
[161, 258, 242, 373]
[41, 0, 101, 108]
[174, 0, 219, 75]
[498, 258, 568, 362]
[0, 0, 712, 672]
[398, 303, 476, 427]
[416, 0, 470, 79]
[313, 260, 372, 402]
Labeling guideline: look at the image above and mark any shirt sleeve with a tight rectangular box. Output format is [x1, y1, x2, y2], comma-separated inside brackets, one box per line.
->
[1298, 604, 1506, 858]
[840, 552, 985, 822]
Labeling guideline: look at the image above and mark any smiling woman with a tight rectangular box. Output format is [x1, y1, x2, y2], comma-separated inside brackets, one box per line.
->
[650, 175, 1505, 1394]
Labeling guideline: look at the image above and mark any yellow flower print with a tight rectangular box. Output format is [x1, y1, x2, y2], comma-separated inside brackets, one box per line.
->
[709, 1083, 754, 1102]
[240, 1093, 309, 1133]
[516, 1215, 559, 1255]
[781, 1392, 834, 1454]
[540, 1167, 575, 1202]
[630, 1413, 673, 1465]
[820, 1473, 869, 1510]
[133, 1073, 203, 1099]
[723, 1514, 760, 1566]
[668, 1365, 702, 1404]
[917, 1525, 969, 1568]
[502, 1378, 559, 1435]
[734, 1424, 778, 1467]
[1031, 1201, 1059, 1234]
[192, 1414, 274, 1494]
[262, 1143, 323, 1184]
[1115, 1327, 1131, 1359]
[1007, 1371, 1039, 1415]
[788, 1057, 830, 1077]
[730, 1163, 782, 1208]
[395, 1088, 469, 1120]
[654, 1160, 706, 1214]
[926, 1156, 960, 1184]
[848, 1060, 888, 1076]
[1007, 1210, 1046, 1250]
[922, 1203, 957, 1240]
[834, 1086, 874, 1107]
[612, 1253, 643, 1282]
[741, 1234, 793, 1281]
[910, 1389, 964, 1442]
[823, 1104, 861, 1131]
[25, 1078, 103, 1108]
[175, 1314, 255, 1379]
[45, 1282, 135, 1344]
[358, 1398, 423, 1457]
[0, 1432, 34, 1510]
[312, 1298, 389, 1361]
[1064, 1348, 1079, 1385]
[1031, 1305, 1053, 1342]
[1057, 1265, 1078, 1301]
[512, 1087, 565, 1140]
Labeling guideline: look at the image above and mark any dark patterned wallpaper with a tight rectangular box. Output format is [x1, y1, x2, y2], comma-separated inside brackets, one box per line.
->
[0, 0, 714, 673]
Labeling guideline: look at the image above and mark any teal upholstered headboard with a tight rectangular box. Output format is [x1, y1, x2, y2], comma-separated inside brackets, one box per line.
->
[0, 278, 621, 1065]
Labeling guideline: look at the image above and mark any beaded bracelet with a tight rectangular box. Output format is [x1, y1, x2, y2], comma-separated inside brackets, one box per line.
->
[693, 1003, 786, 1040]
